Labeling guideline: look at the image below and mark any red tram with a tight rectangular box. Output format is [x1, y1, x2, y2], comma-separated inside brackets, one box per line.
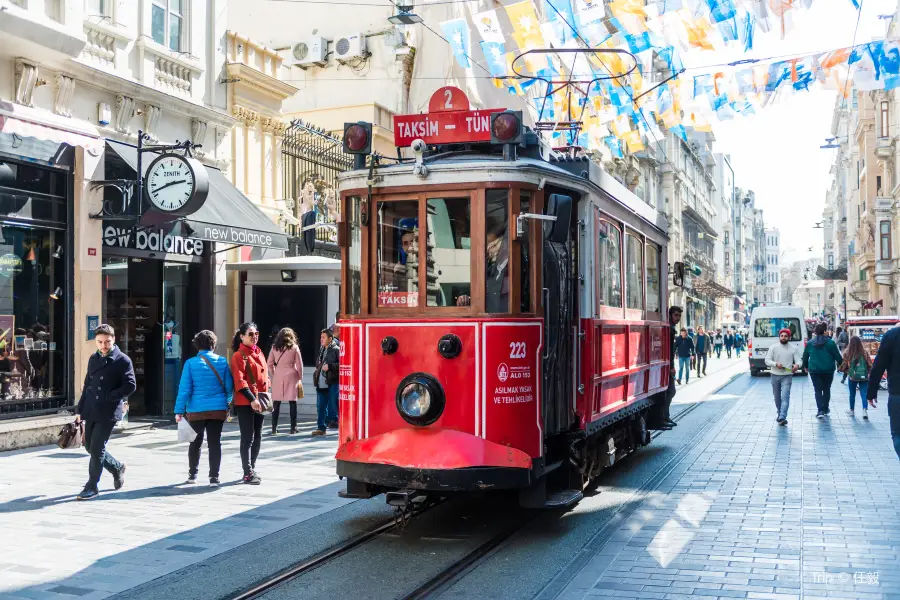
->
[333, 88, 683, 508]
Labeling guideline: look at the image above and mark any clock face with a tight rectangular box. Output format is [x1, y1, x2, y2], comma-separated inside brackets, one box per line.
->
[146, 155, 195, 213]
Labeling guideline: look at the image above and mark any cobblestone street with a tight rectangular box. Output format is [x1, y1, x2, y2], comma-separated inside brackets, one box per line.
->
[554, 371, 900, 600]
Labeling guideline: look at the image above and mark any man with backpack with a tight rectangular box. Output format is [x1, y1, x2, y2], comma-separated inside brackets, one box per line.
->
[734, 331, 744, 358]
[713, 329, 724, 359]
[765, 328, 803, 426]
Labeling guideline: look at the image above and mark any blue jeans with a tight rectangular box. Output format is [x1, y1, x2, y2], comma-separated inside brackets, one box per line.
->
[678, 357, 691, 383]
[316, 386, 339, 431]
[889, 395, 900, 460]
[770, 374, 792, 420]
[714, 344, 723, 358]
[848, 380, 869, 410]
[84, 420, 122, 491]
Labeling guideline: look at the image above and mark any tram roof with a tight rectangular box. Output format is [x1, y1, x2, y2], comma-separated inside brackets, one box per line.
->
[338, 152, 668, 237]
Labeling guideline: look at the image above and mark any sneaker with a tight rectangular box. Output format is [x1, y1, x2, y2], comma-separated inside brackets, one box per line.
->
[113, 464, 126, 490]
[243, 472, 261, 485]
[863, 409, 869, 420]
[665, 419, 677, 427]
[136, 326, 148, 332]
[778, 419, 788, 426]
[135, 368, 145, 375]
[135, 314, 150, 321]
[135, 334, 145, 342]
[76, 487, 99, 501]
[270, 427, 278, 435]
[327, 419, 338, 429]
[209, 477, 220, 487]
[847, 409, 855, 416]
[290, 427, 297, 434]
[311, 429, 326, 436]
[816, 412, 824, 419]
[185, 474, 198, 484]
[136, 303, 150, 309]
[676, 380, 681, 385]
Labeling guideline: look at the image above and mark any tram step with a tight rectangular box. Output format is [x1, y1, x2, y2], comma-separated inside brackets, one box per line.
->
[543, 489, 583, 509]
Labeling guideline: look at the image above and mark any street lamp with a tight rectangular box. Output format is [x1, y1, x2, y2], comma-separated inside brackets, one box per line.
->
[388, 7, 423, 24]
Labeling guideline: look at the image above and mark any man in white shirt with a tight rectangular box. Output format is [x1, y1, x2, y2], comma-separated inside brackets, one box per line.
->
[764, 328, 803, 426]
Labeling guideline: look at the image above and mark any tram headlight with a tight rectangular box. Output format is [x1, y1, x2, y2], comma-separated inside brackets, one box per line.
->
[396, 373, 445, 426]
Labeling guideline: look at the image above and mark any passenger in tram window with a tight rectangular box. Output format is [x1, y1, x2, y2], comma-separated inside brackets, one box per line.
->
[485, 217, 510, 313]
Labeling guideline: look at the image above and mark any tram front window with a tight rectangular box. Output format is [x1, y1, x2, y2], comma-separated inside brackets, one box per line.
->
[426, 197, 472, 307]
[377, 201, 420, 308]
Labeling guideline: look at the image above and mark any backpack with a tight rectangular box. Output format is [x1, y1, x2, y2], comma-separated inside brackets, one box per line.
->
[849, 356, 870, 381]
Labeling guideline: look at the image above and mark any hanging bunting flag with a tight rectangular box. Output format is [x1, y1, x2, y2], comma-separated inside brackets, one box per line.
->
[473, 9, 507, 44]
[604, 136, 625, 158]
[440, 18, 472, 68]
[739, 9, 755, 52]
[480, 41, 508, 77]
[705, 0, 737, 23]
[575, 0, 605, 26]
[609, 0, 649, 34]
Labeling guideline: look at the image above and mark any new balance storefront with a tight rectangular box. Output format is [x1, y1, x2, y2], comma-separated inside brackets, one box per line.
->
[98, 141, 288, 418]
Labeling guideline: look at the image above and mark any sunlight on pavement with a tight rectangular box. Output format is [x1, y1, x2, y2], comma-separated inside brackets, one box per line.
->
[648, 492, 715, 568]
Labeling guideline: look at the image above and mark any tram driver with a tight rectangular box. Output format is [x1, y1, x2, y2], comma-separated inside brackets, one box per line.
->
[456, 216, 509, 312]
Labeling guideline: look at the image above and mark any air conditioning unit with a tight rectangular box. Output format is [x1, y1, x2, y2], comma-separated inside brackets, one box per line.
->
[290, 37, 327, 68]
[334, 33, 367, 63]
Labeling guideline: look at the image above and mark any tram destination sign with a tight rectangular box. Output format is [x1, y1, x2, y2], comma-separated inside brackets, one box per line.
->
[393, 109, 504, 147]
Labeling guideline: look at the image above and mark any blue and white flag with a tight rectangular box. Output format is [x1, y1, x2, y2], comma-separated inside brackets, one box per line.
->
[480, 41, 507, 77]
[440, 18, 472, 68]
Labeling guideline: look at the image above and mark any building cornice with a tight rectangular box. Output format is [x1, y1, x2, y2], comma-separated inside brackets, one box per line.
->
[226, 62, 298, 102]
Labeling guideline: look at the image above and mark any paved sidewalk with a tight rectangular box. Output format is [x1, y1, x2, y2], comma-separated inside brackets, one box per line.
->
[0, 421, 347, 599]
[555, 372, 900, 600]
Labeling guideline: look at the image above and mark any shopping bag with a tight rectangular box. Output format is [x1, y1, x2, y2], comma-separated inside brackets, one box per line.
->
[177, 418, 197, 443]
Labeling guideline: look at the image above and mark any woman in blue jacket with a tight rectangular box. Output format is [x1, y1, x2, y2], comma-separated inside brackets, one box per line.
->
[175, 330, 233, 486]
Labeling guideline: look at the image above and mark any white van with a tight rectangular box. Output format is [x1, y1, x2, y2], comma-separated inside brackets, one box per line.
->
[748, 305, 808, 377]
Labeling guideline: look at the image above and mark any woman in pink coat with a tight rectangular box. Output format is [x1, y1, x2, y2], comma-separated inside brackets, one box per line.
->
[267, 328, 304, 434]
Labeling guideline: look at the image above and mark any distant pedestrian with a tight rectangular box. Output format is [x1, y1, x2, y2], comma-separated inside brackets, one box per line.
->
[695, 326, 711, 377]
[866, 322, 900, 459]
[675, 328, 695, 385]
[837, 327, 850, 383]
[661, 306, 682, 430]
[713, 329, 724, 358]
[841, 336, 872, 419]
[765, 328, 802, 426]
[803, 322, 844, 419]
[231, 322, 269, 485]
[267, 327, 304, 435]
[74, 324, 135, 500]
[175, 330, 232, 487]
[313, 329, 340, 436]
[724, 329, 734, 358]
[734, 331, 744, 358]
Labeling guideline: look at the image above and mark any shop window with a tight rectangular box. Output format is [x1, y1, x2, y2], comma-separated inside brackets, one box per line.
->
[625, 233, 643, 310]
[646, 244, 660, 313]
[426, 197, 471, 307]
[152, 0, 184, 52]
[376, 201, 419, 309]
[519, 191, 531, 312]
[881, 220, 892, 260]
[485, 190, 509, 313]
[597, 220, 622, 308]
[346, 196, 362, 314]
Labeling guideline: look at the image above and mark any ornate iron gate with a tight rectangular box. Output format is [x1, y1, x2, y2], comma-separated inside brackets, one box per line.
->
[282, 119, 354, 248]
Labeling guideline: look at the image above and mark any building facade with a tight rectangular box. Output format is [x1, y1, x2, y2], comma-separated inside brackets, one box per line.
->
[0, 0, 287, 420]
[764, 228, 781, 302]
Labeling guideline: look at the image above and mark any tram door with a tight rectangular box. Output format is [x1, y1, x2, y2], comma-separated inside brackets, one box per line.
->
[541, 191, 577, 436]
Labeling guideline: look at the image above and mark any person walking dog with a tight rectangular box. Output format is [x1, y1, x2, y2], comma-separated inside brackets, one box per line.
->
[268, 327, 304, 435]
[765, 328, 802, 426]
[74, 324, 136, 500]
[175, 330, 232, 487]
[803, 322, 844, 419]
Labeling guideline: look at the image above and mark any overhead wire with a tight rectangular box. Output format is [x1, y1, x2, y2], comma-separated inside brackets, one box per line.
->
[841, 0, 866, 105]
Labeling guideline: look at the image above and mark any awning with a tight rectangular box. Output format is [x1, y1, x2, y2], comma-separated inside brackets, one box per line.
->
[105, 140, 289, 250]
[691, 278, 734, 299]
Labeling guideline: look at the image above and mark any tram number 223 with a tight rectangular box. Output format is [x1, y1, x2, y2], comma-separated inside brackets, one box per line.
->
[509, 342, 527, 359]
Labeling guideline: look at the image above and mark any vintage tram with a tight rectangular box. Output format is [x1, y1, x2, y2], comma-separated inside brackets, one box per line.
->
[333, 88, 682, 508]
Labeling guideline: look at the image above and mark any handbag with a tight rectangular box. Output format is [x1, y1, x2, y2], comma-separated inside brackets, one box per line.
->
[241, 349, 274, 414]
[177, 417, 198, 443]
[58, 420, 84, 449]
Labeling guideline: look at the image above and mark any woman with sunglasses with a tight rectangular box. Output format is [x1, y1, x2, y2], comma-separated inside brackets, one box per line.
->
[231, 322, 270, 484]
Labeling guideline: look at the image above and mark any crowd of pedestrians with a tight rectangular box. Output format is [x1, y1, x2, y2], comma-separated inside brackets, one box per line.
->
[72, 320, 342, 498]
[672, 324, 743, 386]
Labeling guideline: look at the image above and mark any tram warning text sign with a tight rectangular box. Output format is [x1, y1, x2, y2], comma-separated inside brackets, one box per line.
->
[393, 88, 504, 147]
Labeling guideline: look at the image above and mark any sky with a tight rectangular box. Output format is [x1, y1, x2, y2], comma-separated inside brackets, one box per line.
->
[698, 0, 896, 264]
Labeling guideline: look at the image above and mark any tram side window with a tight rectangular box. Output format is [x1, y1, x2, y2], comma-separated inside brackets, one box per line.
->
[376, 201, 420, 309]
[625, 234, 644, 310]
[485, 190, 510, 313]
[597, 220, 622, 308]
[426, 197, 471, 307]
[646, 244, 661, 313]
[347, 196, 362, 314]
[519, 191, 531, 312]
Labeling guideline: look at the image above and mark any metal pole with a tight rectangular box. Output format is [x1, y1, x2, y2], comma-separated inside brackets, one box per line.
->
[136, 129, 143, 217]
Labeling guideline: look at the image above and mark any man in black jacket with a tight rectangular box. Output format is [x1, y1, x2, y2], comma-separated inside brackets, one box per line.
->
[312, 329, 340, 436]
[867, 323, 900, 459]
[74, 324, 136, 500]
[661, 306, 683, 430]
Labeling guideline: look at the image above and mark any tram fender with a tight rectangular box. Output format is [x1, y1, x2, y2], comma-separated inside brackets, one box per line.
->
[336, 428, 533, 470]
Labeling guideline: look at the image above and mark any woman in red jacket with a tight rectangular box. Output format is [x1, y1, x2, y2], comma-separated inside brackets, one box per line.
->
[230, 322, 269, 484]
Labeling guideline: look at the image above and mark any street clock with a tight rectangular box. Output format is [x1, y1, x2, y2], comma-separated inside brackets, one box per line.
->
[144, 153, 209, 216]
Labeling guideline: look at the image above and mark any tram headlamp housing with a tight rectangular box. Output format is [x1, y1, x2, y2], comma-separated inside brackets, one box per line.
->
[396, 372, 445, 426]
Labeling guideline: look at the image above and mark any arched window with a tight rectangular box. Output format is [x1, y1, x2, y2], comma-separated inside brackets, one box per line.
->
[597, 220, 622, 308]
